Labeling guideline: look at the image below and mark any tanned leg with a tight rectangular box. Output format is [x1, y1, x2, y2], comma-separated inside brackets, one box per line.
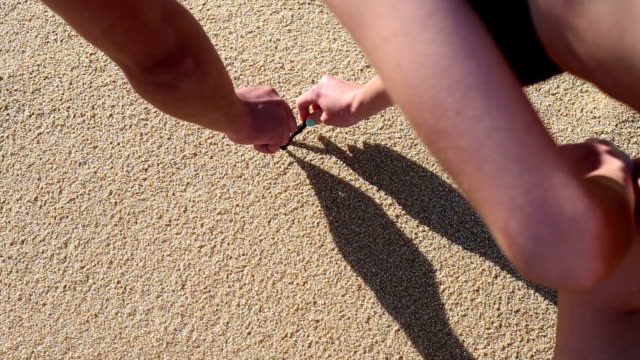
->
[554, 143, 640, 359]
[530, 0, 640, 112]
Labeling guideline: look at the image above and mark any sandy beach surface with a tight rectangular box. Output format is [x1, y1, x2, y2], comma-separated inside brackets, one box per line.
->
[2, 1, 640, 359]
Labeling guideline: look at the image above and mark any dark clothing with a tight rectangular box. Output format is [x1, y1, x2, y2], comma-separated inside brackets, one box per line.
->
[468, 0, 563, 86]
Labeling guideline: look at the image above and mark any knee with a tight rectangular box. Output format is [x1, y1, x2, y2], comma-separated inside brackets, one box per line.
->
[529, 0, 625, 74]
[530, 0, 640, 107]
[528, 0, 592, 75]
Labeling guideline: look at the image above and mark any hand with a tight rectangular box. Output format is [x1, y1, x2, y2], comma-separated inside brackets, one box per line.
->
[227, 86, 297, 154]
[296, 75, 364, 128]
[560, 139, 636, 211]
[560, 139, 640, 225]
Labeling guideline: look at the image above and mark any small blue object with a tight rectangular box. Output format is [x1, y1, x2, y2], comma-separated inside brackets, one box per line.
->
[305, 118, 317, 127]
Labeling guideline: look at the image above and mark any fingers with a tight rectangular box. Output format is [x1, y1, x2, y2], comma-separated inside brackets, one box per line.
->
[280, 125, 291, 147]
[579, 139, 637, 210]
[307, 109, 324, 125]
[559, 142, 601, 176]
[254, 144, 279, 154]
[235, 85, 302, 154]
[296, 75, 336, 123]
[296, 86, 319, 123]
[263, 105, 294, 153]
[286, 103, 297, 134]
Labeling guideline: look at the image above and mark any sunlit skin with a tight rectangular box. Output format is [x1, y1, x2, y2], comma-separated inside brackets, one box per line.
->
[40, 0, 296, 154]
[316, 0, 640, 358]
[37, 0, 640, 358]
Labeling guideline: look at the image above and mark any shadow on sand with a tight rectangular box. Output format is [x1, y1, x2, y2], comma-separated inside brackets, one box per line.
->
[289, 137, 557, 359]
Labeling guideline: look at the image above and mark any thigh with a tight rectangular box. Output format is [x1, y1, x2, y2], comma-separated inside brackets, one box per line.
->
[467, 0, 563, 85]
[529, 0, 640, 110]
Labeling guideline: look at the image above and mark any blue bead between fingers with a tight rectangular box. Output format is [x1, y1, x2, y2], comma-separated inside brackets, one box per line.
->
[305, 118, 317, 127]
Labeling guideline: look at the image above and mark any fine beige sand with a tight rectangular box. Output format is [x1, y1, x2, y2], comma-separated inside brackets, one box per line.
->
[2, 1, 640, 359]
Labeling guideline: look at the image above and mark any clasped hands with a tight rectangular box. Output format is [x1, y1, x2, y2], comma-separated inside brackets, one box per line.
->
[226, 75, 365, 154]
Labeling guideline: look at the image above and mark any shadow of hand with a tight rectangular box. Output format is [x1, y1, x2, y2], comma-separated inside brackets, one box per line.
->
[291, 153, 474, 359]
[293, 137, 556, 305]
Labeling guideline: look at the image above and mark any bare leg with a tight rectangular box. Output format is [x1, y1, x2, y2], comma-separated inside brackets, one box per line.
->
[554, 144, 640, 359]
[555, 244, 640, 360]
[527, 8, 640, 353]
[526, 4, 640, 353]
[530, 0, 640, 112]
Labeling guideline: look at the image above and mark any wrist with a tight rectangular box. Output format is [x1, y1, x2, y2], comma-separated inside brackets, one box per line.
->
[224, 96, 253, 144]
[349, 87, 392, 121]
[349, 89, 368, 120]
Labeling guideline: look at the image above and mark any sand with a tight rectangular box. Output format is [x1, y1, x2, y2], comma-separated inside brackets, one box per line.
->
[2, 1, 639, 359]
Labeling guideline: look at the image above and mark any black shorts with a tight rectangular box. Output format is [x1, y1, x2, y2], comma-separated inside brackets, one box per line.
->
[468, 0, 563, 86]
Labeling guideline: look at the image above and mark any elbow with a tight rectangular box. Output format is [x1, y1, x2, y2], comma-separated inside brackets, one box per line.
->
[120, 49, 197, 91]
[116, 0, 198, 90]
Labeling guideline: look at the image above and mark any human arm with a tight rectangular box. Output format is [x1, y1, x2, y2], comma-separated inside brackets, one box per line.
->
[296, 75, 392, 127]
[322, 0, 634, 289]
[40, 0, 296, 153]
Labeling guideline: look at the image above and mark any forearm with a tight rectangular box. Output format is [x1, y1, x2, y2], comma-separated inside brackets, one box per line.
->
[119, 0, 249, 134]
[324, 0, 631, 288]
[41, 0, 248, 135]
[352, 75, 393, 119]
